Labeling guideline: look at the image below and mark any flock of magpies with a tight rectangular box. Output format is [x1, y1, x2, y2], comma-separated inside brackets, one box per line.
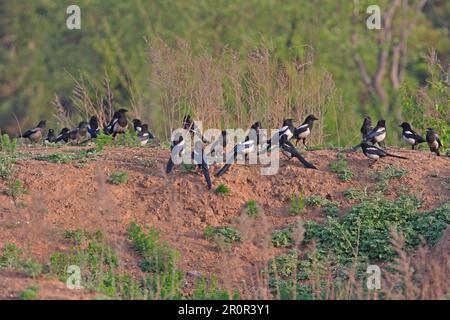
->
[13, 111, 444, 190]
[17, 109, 154, 146]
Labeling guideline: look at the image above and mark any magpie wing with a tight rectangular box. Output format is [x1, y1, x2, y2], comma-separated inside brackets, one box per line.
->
[281, 143, 317, 169]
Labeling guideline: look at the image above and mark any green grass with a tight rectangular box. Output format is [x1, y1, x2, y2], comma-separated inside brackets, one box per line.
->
[181, 163, 196, 173]
[108, 171, 128, 185]
[245, 200, 260, 217]
[0, 243, 22, 268]
[19, 258, 43, 278]
[6, 179, 27, 203]
[288, 193, 305, 216]
[343, 187, 369, 201]
[214, 184, 230, 196]
[0, 155, 16, 180]
[0, 134, 17, 154]
[18, 285, 39, 300]
[329, 153, 354, 182]
[204, 226, 241, 250]
[305, 195, 333, 208]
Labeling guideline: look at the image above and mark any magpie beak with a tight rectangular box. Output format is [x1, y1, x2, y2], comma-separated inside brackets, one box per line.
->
[425, 128, 442, 156]
[399, 122, 425, 150]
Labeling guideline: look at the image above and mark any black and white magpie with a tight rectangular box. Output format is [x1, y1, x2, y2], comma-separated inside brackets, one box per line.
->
[54, 128, 70, 143]
[267, 119, 317, 169]
[166, 136, 212, 190]
[426, 128, 442, 156]
[138, 124, 154, 146]
[88, 116, 100, 139]
[399, 122, 425, 150]
[360, 142, 407, 164]
[360, 116, 372, 140]
[44, 129, 56, 143]
[104, 109, 128, 136]
[133, 119, 143, 133]
[365, 119, 386, 146]
[215, 136, 255, 177]
[20, 120, 46, 143]
[293, 114, 318, 148]
[69, 122, 91, 144]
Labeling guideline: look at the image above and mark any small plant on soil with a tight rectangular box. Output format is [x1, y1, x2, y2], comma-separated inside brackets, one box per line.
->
[108, 171, 128, 185]
[343, 187, 368, 201]
[181, 163, 196, 173]
[139, 159, 157, 169]
[95, 132, 113, 152]
[6, 179, 27, 203]
[214, 184, 230, 196]
[18, 285, 39, 300]
[329, 153, 354, 182]
[0, 243, 22, 268]
[245, 200, 260, 217]
[305, 195, 333, 208]
[113, 129, 141, 148]
[204, 226, 241, 251]
[289, 193, 305, 216]
[0, 134, 17, 154]
[0, 155, 16, 180]
[20, 258, 43, 278]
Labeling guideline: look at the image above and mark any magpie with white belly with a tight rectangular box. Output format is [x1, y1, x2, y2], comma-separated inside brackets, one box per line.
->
[365, 119, 386, 146]
[166, 136, 212, 189]
[54, 128, 70, 143]
[111, 109, 129, 137]
[138, 124, 153, 146]
[426, 128, 442, 156]
[360, 116, 372, 140]
[88, 116, 100, 139]
[399, 122, 425, 150]
[69, 121, 91, 144]
[293, 114, 318, 148]
[267, 119, 317, 169]
[133, 119, 143, 133]
[44, 129, 56, 143]
[20, 120, 46, 143]
[360, 142, 407, 165]
[214, 136, 255, 177]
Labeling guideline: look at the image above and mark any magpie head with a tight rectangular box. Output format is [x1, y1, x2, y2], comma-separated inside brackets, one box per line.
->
[59, 128, 70, 135]
[399, 122, 411, 130]
[132, 119, 141, 126]
[251, 121, 261, 132]
[78, 121, 89, 130]
[305, 115, 318, 123]
[283, 118, 295, 126]
[182, 115, 192, 129]
[37, 120, 47, 128]
[48, 129, 54, 135]
[377, 119, 386, 127]
[363, 116, 371, 124]
[89, 116, 99, 129]
[141, 124, 148, 133]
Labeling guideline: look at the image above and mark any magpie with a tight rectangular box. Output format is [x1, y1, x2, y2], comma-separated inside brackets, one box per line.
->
[133, 119, 143, 133]
[88, 116, 100, 139]
[166, 136, 212, 190]
[182, 115, 209, 144]
[214, 136, 255, 177]
[365, 119, 386, 146]
[426, 128, 442, 156]
[55, 128, 70, 143]
[138, 124, 152, 146]
[111, 109, 129, 137]
[360, 142, 407, 164]
[44, 129, 56, 143]
[293, 114, 318, 148]
[360, 116, 372, 140]
[399, 122, 425, 150]
[68, 122, 91, 144]
[20, 120, 46, 143]
[267, 119, 317, 169]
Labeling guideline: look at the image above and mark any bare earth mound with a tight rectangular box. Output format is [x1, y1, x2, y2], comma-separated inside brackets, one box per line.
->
[0, 146, 449, 299]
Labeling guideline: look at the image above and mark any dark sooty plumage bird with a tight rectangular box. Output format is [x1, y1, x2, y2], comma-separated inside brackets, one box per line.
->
[133, 119, 143, 133]
[267, 119, 317, 170]
[44, 129, 56, 143]
[55, 128, 70, 143]
[293, 114, 318, 148]
[426, 128, 442, 156]
[399, 122, 425, 150]
[20, 120, 46, 143]
[360, 116, 372, 140]
[360, 142, 407, 164]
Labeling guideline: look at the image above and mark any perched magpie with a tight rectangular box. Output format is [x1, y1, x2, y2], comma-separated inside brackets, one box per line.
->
[20, 120, 46, 143]
[133, 119, 143, 133]
[360, 142, 407, 164]
[399, 122, 425, 150]
[293, 114, 318, 148]
[215, 136, 255, 177]
[138, 124, 152, 146]
[104, 109, 128, 136]
[68, 122, 91, 144]
[55, 128, 70, 143]
[426, 128, 442, 156]
[44, 129, 56, 143]
[166, 136, 212, 190]
[267, 119, 317, 169]
[88, 116, 100, 139]
[360, 116, 372, 140]
[365, 119, 386, 146]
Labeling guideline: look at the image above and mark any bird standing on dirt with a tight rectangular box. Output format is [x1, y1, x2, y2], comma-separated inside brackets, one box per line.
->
[20, 120, 46, 143]
[55, 128, 70, 143]
[69, 122, 91, 144]
[399, 122, 425, 150]
[44, 129, 56, 143]
[267, 119, 317, 170]
[88, 116, 100, 139]
[138, 124, 154, 146]
[293, 114, 318, 148]
[360, 142, 407, 165]
[215, 136, 255, 177]
[104, 109, 128, 136]
[365, 119, 387, 147]
[426, 128, 442, 156]
[133, 119, 143, 133]
[360, 116, 372, 140]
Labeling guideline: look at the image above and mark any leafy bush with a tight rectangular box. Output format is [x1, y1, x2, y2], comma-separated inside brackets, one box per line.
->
[20, 258, 43, 278]
[192, 277, 239, 300]
[329, 153, 354, 181]
[95, 132, 113, 152]
[0, 243, 22, 268]
[245, 200, 260, 217]
[0, 134, 17, 153]
[18, 285, 39, 300]
[374, 165, 408, 182]
[305, 196, 333, 208]
[108, 171, 128, 185]
[204, 226, 241, 243]
[214, 184, 230, 195]
[0, 155, 15, 180]
[6, 179, 27, 201]
[343, 188, 368, 201]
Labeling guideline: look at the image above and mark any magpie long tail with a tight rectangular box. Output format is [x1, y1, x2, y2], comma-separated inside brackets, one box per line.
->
[166, 158, 175, 173]
[386, 153, 408, 160]
[215, 163, 232, 177]
[200, 161, 212, 190]
[281, 144, 317, 170]
[351, 142, 363, 152]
